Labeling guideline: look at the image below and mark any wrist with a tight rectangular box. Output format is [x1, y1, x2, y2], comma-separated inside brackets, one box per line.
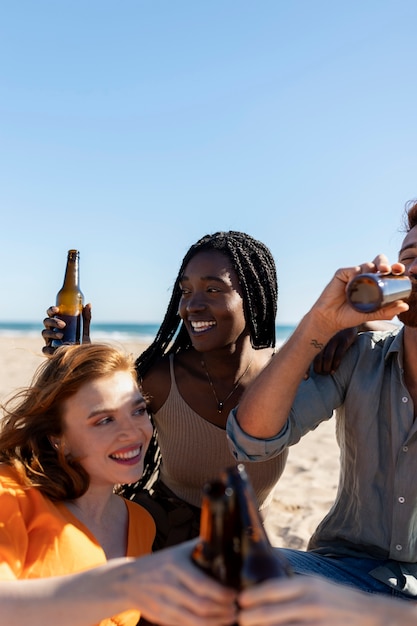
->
[299, 310, 338, 350]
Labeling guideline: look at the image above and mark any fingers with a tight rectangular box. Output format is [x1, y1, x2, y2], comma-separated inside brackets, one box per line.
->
[42, 312, 65, 350]
[82, 304, 92, 344]
[43, 315, 64, 331]
[238, 579, 305, 626]
[42, 345, 57, 356]
[391, 261, 406, 275]
[82, 303, 92, 322]
[141, 583, 237, 626]
[135, 541, 237, 625]
[373, 300, 409, 319]
[369, 255, 406, 276]
[370, 253, 390, 273]
[155, 589, 237, 625]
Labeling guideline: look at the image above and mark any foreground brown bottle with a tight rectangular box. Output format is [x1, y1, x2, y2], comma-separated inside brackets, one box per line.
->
[191, 463, 292, 625]
[51, 249, 84, 347]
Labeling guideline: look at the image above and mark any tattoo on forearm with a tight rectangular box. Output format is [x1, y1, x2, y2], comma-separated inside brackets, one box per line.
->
[311, 339, 324, 350]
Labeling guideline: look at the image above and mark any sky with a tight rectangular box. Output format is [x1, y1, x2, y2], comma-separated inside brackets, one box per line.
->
[1, 1, 417, 326]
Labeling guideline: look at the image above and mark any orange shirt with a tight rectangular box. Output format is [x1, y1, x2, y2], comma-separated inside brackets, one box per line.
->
[0, 464, 156, 625]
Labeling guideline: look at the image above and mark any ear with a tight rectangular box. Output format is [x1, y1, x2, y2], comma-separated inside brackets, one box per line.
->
[49, 436, 60, 450]
[49, 437, 69, 454]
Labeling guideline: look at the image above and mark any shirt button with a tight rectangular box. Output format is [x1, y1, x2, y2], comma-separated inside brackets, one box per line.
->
[398, 497, 405, 503]
[403, 446, 409, 452]
[396, 544, 403, 551]
[402, 397, 408, 403]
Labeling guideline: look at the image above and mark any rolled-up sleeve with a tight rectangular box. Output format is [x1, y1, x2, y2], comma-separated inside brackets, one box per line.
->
[226, 359, 347, 462]
[226, 407, 290, 461]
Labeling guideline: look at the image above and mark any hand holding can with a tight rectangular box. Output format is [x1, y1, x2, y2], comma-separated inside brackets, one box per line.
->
[346, 273, 411, 313]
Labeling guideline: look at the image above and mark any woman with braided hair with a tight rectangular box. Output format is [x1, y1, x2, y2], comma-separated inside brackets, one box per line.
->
[125, 231, 286, 548]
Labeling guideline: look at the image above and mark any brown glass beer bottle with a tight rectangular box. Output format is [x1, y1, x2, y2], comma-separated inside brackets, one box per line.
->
[191, 463, 292, 626]
[51, 249, 84, 347]
[191, 476, 242, 589]
[227, 463, 293, 587]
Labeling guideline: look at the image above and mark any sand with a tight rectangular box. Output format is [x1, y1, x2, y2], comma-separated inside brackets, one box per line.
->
[0, 335, 340, 549]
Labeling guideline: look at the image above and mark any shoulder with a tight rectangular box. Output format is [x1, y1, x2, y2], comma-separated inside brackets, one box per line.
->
[141, 355, 173, 412]
[0, 464, 45, 524]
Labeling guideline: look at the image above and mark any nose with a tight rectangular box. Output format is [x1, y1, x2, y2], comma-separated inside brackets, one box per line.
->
[407, 258, 417, 280]
[118, 413, 152, 441]
[184, 291, 207, 312]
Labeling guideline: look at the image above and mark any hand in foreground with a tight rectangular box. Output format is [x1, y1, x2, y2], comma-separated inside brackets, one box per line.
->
[42, 304, 91, 355]
[127, 540, 237, 625]
[0, 540, 237, 626]
[237, 576, 416, 626]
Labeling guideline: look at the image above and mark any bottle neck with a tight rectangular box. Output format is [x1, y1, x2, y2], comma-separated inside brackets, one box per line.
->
[62, 251, 80, 289]
[227, 465, 271, 546]
[228, 464, 293, 584]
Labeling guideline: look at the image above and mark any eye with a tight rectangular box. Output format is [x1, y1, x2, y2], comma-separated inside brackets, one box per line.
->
[179, 283, 191, 295]
[95, 415, 114, 426]
[133, 406, 148, 417]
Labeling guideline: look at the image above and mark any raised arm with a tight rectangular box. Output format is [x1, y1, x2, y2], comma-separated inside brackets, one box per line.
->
[234, 259, 409, 439]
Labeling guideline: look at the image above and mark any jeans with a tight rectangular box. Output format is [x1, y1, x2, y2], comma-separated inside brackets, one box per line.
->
[280, 549, 413, 599]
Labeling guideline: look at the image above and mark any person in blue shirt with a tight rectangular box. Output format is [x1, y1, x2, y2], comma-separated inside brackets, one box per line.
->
[228, 200, 417, 599]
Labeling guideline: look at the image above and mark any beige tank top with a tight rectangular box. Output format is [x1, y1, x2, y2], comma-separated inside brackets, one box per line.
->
[154, 354, 288, 509]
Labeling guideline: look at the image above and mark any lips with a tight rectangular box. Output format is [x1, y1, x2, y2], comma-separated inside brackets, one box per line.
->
[189, 320, 216, 333]
[109, 445, 142, 465]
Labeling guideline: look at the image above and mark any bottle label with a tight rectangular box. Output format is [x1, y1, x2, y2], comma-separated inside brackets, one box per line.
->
[51, 314, 81, 346]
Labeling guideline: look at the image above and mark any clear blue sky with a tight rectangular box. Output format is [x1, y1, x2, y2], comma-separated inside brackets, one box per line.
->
[1, 1, 416, 325]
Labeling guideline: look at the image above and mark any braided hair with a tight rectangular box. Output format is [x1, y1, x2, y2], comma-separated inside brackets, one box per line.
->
[124, 231, 278, 494]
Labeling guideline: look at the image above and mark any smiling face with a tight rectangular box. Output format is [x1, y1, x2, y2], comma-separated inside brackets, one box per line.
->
[178, 250, 248, 352]
[59, 370, 153, 490]
[398, 225, 417, 327]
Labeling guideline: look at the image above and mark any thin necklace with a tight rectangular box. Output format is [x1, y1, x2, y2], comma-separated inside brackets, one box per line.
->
[201, 356, 253, 414]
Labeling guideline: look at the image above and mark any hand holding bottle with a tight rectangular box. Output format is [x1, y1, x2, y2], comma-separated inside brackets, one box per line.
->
[237, 575, 416, 626]
[42, 304, 92, 355]
[42, 250, 91, 355]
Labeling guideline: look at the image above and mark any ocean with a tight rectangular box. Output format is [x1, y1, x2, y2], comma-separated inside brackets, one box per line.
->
[0, 321, 296, 347]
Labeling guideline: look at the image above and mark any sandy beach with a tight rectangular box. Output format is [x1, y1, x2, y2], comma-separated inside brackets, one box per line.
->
[0, 335, 340, 549]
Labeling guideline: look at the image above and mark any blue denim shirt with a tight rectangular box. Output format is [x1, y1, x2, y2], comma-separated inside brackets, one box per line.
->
[227, 328, 417, 593]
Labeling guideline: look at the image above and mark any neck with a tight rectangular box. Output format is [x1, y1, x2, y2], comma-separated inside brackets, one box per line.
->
[65, 485, 116, 525]
[199, 336, 254, 369]
[201, 350, 255, 414]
